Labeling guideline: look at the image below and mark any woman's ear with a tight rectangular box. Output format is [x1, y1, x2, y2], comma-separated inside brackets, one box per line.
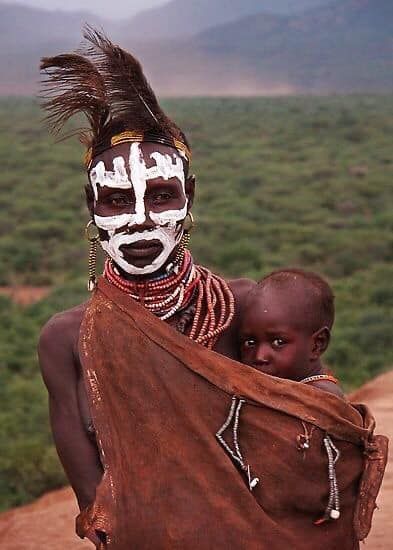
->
[84, 183, 95, 218]
[185, 174, 196, 210]
[311, 327, 331, 359]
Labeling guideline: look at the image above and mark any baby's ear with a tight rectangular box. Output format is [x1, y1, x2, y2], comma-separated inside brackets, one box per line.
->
[311, 327, 331, 359]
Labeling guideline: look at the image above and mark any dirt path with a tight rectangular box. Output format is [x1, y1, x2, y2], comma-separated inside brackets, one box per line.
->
[0, 286, 51, 306]
[0, 488, 90, 550]
[0, 372, 391, 549]
[349, 371, 393, 549]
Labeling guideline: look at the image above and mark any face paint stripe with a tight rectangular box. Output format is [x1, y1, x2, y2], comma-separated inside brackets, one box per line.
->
[129, 143, 147, 226]
[100, 228, 181, 275]
[149, 152, 185, 185]
[90, 158, 132, 202]
[94, 213, 132, 235]
[149, 202, 188, 228]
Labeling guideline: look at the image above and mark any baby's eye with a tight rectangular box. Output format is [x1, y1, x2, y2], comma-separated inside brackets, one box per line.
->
[242, 338, 256, 348]
[272, 338, 286, 349]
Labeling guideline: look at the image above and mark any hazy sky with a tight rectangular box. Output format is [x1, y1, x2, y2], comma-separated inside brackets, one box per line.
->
[14, 0, 167, 19]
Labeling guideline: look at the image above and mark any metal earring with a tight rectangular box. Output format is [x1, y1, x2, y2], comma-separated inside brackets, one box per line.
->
[85, 220, 100, 291]
[182, 212, 195, 232]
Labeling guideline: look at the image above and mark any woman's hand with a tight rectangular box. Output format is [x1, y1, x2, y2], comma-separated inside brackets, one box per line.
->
[85, 527, 105, 548]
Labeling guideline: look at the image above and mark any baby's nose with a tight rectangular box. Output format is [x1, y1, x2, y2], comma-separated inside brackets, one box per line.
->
[255, 346, 271, 365]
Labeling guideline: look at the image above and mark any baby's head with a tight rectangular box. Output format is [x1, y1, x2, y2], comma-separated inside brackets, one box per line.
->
[240, 269, 334, 381]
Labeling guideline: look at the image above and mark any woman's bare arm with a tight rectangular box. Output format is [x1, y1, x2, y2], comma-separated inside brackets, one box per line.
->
[38, 309, 103, 511]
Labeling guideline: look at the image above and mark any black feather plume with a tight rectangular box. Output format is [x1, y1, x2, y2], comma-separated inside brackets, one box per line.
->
[40, 53, 109, 146]
[40, 26, 187, 157]
[81, 26, 182, 140]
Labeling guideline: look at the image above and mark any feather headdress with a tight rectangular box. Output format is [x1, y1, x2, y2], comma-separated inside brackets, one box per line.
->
[40, 27, 191, 168]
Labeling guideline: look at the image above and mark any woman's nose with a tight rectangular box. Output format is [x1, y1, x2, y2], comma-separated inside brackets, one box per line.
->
[130, 195, 156, 229]
[127, 206, 156, 233]
[127, 217, 155, 233]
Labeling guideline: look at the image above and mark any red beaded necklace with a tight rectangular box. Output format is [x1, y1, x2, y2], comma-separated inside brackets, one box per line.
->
[104, 251, 235, 349]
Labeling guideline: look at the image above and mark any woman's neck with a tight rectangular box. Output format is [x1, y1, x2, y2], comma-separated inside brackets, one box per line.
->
[103, 252, 235, 350]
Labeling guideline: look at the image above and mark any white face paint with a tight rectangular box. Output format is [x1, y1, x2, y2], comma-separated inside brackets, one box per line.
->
[100, 227, 182, 275]
[90, 143, 188, 275]
[147, 151, 187, 228]
[90, 156, 131, 202]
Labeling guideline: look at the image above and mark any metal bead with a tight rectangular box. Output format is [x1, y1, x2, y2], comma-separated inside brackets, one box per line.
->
[216, 397, 260, 492]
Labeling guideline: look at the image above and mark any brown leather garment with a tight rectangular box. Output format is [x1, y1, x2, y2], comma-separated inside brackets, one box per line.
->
[76, 278, 388, 549]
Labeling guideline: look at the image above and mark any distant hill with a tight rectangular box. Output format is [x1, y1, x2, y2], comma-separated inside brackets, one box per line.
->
[0, 3, 98, 52]
[188, 0, 393, 93]
[117, 0, 332, 40]
[124, 0, 393, 95]
[1, 0, 392, 95]
[0, 3, 106, 94]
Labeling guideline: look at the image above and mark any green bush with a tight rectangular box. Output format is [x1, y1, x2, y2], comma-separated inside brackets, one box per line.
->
[1, 95, 392, 510]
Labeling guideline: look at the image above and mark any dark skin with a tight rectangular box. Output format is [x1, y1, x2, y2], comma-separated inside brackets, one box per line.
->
[38, 142, 255, 547]
[239, 286, 344, 398]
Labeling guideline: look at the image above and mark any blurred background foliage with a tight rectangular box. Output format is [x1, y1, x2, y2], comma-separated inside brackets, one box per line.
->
[0, 95, 392, 510]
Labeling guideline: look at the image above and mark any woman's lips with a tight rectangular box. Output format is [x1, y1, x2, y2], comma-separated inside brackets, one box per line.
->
[120, 240, 163, 259]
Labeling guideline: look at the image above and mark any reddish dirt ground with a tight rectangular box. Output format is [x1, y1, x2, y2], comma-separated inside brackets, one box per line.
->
[0, 286, 51, 306]
[349, 372, 393, 550]
[0, 488, 90, 549]
[0, 372, 391, 549]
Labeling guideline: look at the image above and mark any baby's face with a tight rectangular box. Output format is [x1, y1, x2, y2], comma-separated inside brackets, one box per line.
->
[239, 288, 315, 381]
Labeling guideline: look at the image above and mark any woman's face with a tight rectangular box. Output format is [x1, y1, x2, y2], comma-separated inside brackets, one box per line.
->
[88, 142, 193, 276]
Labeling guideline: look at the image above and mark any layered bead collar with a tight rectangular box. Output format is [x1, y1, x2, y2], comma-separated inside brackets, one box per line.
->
[104, 252, 235, 349]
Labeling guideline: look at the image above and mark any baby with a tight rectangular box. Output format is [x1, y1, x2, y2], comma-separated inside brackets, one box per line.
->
[239, 269, 344, 397]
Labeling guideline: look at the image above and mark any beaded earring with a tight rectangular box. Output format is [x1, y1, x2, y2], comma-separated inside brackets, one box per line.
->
[174, 212, 194, 267]
[85, 220, 100, 291]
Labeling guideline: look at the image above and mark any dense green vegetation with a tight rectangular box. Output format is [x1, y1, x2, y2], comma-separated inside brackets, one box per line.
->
[1, 95, 392, 510]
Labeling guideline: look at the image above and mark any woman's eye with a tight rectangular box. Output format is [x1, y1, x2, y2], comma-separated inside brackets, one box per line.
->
[243, 338, 256, 348]
[272, 338, 286, 349]
[152, 192, 172, 204]
[109, 195, 131, 206]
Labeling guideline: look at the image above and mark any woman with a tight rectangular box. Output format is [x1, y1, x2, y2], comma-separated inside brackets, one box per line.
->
[38, 28, 253, 548]
[38, 28, 386, 550]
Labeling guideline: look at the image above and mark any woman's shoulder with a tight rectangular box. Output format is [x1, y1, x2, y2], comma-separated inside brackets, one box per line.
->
[38, 302, 89, 360]
[41, 302, 88, 335]
[38, 302, 91, 395]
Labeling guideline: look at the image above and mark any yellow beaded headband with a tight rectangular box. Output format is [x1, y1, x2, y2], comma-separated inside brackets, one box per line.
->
[84, 130, 192, 170]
